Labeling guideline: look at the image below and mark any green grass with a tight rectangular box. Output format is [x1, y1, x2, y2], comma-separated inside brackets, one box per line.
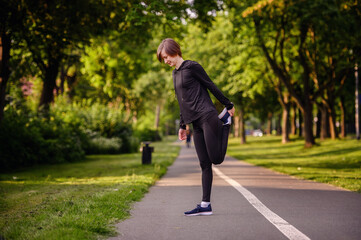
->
[227, 136, 361, 193]
[0, 136, 180, 240]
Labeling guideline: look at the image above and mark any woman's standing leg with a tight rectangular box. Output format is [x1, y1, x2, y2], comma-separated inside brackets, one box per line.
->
[184, 111, 231, 215]
[191, 110, 231, 202]
[192, 120, 213, 202]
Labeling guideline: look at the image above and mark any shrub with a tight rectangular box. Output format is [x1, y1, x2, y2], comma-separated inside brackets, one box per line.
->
[0, 109, 43, 169]
[85, 136, 122, 154]
[0, 107, 85, 171]
[52, 100, 139, 154]
[134, 128, 162, 142]
[0, 99, 140, 171]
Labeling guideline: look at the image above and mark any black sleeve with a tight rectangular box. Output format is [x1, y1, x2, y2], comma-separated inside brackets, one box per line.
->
[179, 113, 186, 130]
[174, 70, 187, 130]
[192, 63, 234, 110]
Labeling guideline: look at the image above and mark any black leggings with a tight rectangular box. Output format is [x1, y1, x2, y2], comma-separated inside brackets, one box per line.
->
[192, 110, 230, 202]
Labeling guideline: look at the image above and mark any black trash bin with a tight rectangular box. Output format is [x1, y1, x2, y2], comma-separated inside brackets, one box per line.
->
[141, 141, 154, 164]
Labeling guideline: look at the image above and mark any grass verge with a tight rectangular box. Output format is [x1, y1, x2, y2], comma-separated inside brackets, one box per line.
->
[0, 136, 180, 240]
[227, 136, 361, 193]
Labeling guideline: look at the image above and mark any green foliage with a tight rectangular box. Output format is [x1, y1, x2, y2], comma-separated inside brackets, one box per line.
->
[85, 137, 123, 155]
[228, 0, 361, 144]
[0, 98, 140, 170]
[2, 0, 360, 172]
[79, 37, 144, 102]
[51, 99, 139, 154]
[134, 128, 162, 142]
[0, 105, 85, 170]
[181, 13, 280, 124]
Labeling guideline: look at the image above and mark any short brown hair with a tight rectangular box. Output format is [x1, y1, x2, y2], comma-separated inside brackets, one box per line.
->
[157, 38, 182, 62]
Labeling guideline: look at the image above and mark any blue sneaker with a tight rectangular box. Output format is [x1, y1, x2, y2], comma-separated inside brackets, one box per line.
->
[184, 204, 213, 216]
[218, 108, 231, 125]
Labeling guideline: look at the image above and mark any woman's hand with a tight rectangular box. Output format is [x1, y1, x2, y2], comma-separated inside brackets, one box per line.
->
[228, 107, 235, 117]
[178, 128, 187, 141]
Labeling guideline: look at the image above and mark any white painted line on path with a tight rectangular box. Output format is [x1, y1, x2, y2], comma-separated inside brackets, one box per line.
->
[213, 167, 311, 240]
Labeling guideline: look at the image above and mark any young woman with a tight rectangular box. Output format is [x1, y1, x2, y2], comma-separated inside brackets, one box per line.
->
[157, 38, 235, 216]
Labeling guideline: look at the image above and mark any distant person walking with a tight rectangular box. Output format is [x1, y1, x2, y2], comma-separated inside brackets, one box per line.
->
[157, 38, 235, 216]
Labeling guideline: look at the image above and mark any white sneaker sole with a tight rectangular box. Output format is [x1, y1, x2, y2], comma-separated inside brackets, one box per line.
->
[184, 211, 213, 216]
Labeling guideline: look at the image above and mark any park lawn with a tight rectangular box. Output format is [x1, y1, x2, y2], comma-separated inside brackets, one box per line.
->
[227, 136, 361, 193]
[0, 136, 180, 240]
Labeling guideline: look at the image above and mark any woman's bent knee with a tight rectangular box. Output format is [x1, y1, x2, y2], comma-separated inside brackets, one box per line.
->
[211, 155, 225, 165]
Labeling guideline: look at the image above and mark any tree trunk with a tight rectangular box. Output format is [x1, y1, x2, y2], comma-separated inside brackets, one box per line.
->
[66, 73, 77, 100]
[253, 18, 315, 147]
[0, 32, 11, 122]
[239, 108, 246, 144]
[299, 24, 315, 148]
[39, 59, 60, 112]
[154, 104, 160, 130]
[328, 106, 338, 139]
[303, 101, 315, 147]
[267, 112, 272, 135]
[291, 103, 297, 135]
[316, 108, 321, 138]
[234, 115, 239, 138]
[282, 103, 290, 143]
[275, 90, 290, 143]
[340, 96, 346, 138]
[320, 104, 329, 140]
[298, 108, 303, 137]
[276, 113, 282, 135]
[326, 96, 338, 139]
[124, 98, 132, 122]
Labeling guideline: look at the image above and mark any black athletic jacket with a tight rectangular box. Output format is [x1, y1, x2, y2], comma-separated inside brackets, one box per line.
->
[172, 60, 233, 130]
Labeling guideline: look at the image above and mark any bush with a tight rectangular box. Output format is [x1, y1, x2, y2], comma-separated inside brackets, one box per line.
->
[85, 136, 122, 154]
[0, 107, 85, 171]
[0, 109, 43, 169]
[134, 128, 162, 142]
[0, 99, 140, 171]
[52, 100, 139, 154]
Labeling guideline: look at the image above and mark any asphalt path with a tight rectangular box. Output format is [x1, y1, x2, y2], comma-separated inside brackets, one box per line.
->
[110, 142, 361, 240]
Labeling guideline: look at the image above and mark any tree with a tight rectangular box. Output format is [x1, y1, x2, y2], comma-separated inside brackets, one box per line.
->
[1, 0, 224, 123]
[214, 6, 288, 143]
[0, 1, 26, 121]
[133, 69, 173, 130]
[238, 0, 361, 146]
[298, 0, 356, 140]
[79, 36, 146, 114]
[21, 0, 164, 112]
[245, 1, 316, 147]
[181, 12, 285, 144]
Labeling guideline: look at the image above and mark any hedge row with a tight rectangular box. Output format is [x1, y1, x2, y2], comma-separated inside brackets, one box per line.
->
[0, 101, 160, 171]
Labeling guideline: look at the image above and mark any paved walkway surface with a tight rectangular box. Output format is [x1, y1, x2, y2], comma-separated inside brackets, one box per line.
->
[110, 143, 361, 240]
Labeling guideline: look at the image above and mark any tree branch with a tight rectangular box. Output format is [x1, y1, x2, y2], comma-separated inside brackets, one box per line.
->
[23, 35, 47, 75]
[297, 22, 312, 101]
[253, 16, 304, 110]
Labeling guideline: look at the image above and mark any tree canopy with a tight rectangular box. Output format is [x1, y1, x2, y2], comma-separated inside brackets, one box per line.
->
[1, 0, 360, 152]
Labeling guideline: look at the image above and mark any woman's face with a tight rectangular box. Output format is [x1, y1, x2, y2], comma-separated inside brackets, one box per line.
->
[161, 49, 178, 67]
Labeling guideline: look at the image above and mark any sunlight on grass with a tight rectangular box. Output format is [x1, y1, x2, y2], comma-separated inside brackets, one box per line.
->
[0, 136, 180, 240]
[3, 174, 161, 186]
[227, 136, 361, 193]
